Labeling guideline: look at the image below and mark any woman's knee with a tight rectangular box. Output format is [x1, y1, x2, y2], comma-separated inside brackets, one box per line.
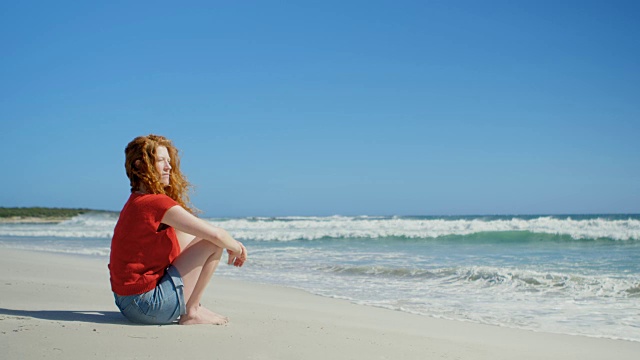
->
[195, 238, 224, 258]
[173, 240, 223, 274]
[210, 242, 224, 259]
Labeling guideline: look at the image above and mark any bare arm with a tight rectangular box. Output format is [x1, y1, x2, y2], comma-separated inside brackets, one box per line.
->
[161, 205, 242, 254]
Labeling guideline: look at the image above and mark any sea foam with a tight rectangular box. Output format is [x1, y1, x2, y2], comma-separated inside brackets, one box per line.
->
[215, 216, 640, 241]
[0, 213, 638, 241]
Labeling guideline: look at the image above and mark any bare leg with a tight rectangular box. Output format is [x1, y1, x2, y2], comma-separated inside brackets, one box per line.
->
[171, 238, 227, 325]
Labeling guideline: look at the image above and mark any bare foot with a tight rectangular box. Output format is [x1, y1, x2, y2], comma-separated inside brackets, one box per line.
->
[179, 305, 229, 325]
[199, 304, 229, 323]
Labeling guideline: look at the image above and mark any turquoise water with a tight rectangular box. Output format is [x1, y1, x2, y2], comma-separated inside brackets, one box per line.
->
[1, 213, 639, 340]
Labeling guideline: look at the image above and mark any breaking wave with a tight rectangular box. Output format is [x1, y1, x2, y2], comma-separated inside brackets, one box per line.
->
[0, 213, 638, 241]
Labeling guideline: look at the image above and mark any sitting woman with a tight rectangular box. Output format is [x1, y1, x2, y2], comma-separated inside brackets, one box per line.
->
[109, 134, 247, 325]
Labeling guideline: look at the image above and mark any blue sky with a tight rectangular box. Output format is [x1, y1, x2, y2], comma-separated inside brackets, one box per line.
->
[1, 1, 639, 217]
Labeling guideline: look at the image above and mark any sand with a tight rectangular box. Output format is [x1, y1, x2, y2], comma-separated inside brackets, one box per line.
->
[1, 249, 638, 359]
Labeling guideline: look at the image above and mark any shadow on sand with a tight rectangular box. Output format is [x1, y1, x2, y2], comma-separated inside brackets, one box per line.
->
[0, 308, 130, 325]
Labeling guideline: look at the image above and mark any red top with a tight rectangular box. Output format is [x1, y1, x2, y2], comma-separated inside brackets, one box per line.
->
[109, 193, 180, 296]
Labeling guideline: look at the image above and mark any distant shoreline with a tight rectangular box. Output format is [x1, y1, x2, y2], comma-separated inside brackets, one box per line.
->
[1, 207, 638, 222]
[0, 207, 111, 223]
[0, 216, 69, 224]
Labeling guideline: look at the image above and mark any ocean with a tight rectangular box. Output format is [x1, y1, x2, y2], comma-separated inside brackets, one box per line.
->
[1, 213, 639, 341]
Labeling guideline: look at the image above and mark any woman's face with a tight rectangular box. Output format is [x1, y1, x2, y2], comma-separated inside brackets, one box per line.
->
[155, 146, 172, 186]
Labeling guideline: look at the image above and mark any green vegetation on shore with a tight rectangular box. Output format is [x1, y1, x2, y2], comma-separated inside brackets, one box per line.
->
[0, 207, 102, 218]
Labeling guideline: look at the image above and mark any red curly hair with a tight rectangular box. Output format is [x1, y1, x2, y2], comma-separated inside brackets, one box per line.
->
[124, 134, 196, 214]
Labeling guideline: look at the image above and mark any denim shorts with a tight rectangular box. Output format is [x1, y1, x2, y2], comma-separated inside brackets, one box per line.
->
[114, 265, 186, 325]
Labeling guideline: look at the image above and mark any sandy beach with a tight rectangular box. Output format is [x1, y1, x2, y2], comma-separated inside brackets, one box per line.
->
[0, 249, 638, 359]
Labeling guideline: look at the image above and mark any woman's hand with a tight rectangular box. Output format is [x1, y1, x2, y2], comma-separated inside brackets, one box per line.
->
[227, 241, 247, 267]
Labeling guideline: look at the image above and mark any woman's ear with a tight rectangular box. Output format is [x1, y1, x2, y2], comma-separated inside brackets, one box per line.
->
[134, 160, 141, 169]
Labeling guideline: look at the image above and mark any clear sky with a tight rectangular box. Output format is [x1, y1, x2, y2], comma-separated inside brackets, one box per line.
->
[1, 1, 639, 217]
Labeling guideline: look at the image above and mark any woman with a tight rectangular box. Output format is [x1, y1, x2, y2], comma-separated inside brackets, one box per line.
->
[109, 134, 247, 325]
